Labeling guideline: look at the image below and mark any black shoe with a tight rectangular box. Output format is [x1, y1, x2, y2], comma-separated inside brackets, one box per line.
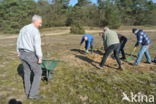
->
[145, 61, 151, 64]
[99, 65, 104, 69]
[100, 64, 104, 68]
[99, 63, 104, 67]
[120, 57, 126, 60]
[95, 64, 103, 69]
[132, 63, 138, 66]
[26, 94, 29, 98]
[152, 58, 156, 63]
[28, 95, 43, 100]
[152, 60, 155, 63]
[119, 66, 124, 70]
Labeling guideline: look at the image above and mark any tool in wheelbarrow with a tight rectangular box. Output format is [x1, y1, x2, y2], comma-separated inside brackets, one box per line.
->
[41, 34, 59, 83]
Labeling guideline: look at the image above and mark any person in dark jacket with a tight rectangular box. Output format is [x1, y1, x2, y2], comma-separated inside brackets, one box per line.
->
[132, 28, 152, 65]
[118, 34, 128, 60]
[80, 34, 94, 53]
[99, 33, 128, 60]
[99, 27, 124, 70]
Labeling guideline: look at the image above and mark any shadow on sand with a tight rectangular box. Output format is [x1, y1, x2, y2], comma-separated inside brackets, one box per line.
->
[8, 98, 22, 104]
[72, 49, 125, 70]
[75, 55, 100, 69]
[71, 48, 124, 70]
[93, 49, 103, 55]
[71, 48, 104, 55]
[70, 49, 86, 54]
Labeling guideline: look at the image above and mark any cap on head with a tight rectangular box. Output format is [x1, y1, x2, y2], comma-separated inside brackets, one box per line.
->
[132, 28, 137, 33]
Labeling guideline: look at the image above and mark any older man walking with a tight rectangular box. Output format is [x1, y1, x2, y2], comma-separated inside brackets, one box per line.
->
[17, 15, 43, 99]
[100, 27, 124, 70]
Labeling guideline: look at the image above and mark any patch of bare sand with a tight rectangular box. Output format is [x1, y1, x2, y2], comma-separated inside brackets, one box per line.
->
[62, 49, 156, 71]
[62, 50, 119, 70]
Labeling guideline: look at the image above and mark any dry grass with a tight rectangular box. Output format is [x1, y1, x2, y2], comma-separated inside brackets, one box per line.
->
[0, 27, 156, 104]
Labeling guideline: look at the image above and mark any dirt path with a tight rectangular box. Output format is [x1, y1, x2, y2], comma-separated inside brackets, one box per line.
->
[0, 30, 70, 40]
[0, 29, 156, 40]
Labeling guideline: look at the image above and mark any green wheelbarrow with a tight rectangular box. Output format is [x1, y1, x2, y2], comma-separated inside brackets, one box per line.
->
[41, 60, 59, 83]
[17, 60, 59, 83]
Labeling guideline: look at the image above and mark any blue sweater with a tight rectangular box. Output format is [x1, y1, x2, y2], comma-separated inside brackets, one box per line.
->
[80, 34, 94, 50]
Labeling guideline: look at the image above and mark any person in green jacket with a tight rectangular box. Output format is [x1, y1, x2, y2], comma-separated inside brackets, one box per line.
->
[100, 27, 124, 70]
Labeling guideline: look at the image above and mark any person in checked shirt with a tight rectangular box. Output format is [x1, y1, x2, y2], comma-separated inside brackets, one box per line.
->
[132, 28, 152, 65]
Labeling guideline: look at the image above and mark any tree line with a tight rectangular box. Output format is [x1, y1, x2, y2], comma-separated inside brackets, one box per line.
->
[0, 0, 156, 33]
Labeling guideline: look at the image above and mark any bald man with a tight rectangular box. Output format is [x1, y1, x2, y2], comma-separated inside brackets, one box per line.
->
[17, 15, 43, 99]
[100, 27, 124, 70]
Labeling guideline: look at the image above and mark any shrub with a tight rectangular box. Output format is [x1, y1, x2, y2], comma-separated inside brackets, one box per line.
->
[70, 24, 85, 34]
[0, 0, 37, 34]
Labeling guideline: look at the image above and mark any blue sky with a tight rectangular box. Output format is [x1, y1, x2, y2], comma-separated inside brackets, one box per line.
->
[69, 0, 156, 6]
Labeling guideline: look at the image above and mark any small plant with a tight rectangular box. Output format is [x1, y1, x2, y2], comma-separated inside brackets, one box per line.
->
[70, 24, 85, 34]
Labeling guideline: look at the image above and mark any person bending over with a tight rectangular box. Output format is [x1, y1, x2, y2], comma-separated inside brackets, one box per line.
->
[80, 34, 94, 53]
[100, 27, 124, 70]
[118, 34, 128, 60]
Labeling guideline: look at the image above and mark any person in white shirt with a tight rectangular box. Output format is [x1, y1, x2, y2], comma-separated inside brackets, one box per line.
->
[17, 15, 43, 99]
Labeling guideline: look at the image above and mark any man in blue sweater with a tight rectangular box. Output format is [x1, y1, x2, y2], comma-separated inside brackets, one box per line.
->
[80, 34, 94, 53]
[132, 28, 152, 65]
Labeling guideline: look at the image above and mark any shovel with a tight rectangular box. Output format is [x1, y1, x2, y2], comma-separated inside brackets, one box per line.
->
[127, 47, 137, 62]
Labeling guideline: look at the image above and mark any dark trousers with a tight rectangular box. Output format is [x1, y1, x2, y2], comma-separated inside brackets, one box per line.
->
[119, 38, 127, 59]
[100, 43, 121, 67]
[20, 51, 42, 97]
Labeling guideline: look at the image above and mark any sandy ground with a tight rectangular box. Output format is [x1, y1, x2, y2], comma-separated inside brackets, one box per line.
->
[0, 27, 156, 104]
